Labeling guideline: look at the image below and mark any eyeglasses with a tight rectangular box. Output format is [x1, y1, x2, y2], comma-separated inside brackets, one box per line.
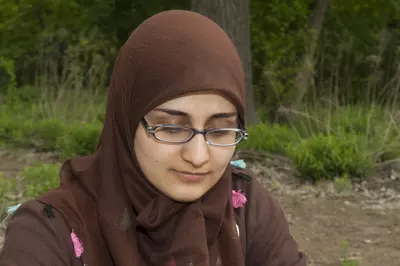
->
[140, 118, 248, 147]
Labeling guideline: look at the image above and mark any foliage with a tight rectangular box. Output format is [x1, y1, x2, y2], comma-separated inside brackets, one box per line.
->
[0, 172, 19, 219]
[238, 122, 299, 155]
[314, 0, 400, 105]
[56, 122, 102, 158]
[250, 0, 312, 119]
[0, 164, 60, 217]
[21, 163, 61, 198]
[0, 110, 65, 150]
[333, 175, 353, 194]
[0, 172, 18, 201]
[0, 57, 16, 94]
[339, 240, 360, 266]
[0, 110, 26, 147]
[27, 119, 66, 151]
[287, 132, 374, 181]
[2, 0, 400, 110]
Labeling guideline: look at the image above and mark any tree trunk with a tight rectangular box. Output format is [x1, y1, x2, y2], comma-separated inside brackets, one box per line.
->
[277, 0, 330, 123]
[191, 0, 259, 126]
[114, 0, 136, 47]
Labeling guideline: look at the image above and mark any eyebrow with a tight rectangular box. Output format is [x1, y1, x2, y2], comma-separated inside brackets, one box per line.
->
[153, 108, 237, 119]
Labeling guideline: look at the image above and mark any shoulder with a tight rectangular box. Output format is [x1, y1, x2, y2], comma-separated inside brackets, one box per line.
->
[0, 200, 76, 265]
[229, 160, 307, 265]
[3, 199, 71, 236]
[230, 159, 273, 207]
[230, 159, 291, 232]
[5, 199, 64, 220]
[230, 159, 280, 234]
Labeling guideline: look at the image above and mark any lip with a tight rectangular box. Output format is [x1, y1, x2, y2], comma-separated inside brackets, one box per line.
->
[172, 169, 209, 182]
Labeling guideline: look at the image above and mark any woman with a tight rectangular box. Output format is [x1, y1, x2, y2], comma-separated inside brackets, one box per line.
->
[0, 10, 306, 266]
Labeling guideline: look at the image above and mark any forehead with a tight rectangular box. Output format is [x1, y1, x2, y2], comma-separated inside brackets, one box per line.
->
[154, 92, 236, 115]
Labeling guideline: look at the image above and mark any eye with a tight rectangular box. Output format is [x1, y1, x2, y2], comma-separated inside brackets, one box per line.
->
[154, 126, 193, 142]
[163, 127, 185, 134]
[205, 129, 241, 145]
[209, 130, 229, 137]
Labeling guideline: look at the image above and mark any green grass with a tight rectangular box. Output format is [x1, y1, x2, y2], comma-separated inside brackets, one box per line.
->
[339, 240, 360, 266]
[22, 163, 61, 198]
[0, 164, 60, 219]
[0, 172, 19, 219]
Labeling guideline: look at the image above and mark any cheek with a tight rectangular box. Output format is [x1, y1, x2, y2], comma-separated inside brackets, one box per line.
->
[134, 127, 179, 168]
[210, 147, 236, 170]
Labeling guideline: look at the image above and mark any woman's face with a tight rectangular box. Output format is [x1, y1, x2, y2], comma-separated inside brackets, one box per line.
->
[134, 93, 238, 202]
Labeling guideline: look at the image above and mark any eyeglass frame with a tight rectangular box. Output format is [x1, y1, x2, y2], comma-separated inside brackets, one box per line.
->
[140, 118, 248, 147]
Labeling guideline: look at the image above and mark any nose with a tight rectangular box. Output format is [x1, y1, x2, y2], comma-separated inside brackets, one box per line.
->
[181, 133, 210, 167]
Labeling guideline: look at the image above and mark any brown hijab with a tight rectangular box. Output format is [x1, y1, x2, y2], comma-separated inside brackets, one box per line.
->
[40, 10, 246, 266]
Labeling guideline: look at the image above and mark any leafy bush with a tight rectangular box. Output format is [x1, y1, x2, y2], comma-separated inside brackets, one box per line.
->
[21, 163, 61, 198]
[0, 114, 26, 146]
[287, 132, 374, 181]
[0, 115, 66, 151]
[5, 86, 40, 104]
[26, 119, 66, 151]
[56, 122, 102, 158]
[238, 123, 299, 155]
[1, 96, 103, 157]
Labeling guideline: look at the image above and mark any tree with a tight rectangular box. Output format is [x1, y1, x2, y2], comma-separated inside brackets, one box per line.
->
[190, 0, 260, 125]
[114, 0, 136, 47]
[294, 0, 330, 109]
[277, 0, 330, 123]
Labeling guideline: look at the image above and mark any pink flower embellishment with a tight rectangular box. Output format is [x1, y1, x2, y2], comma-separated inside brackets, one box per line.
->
[232, 190, 247, 208]
[71, 230, 84, 258]
[167, 257, 176, 266]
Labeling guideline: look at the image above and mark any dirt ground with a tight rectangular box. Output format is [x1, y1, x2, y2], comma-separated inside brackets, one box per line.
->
[1, 149, 400, 265]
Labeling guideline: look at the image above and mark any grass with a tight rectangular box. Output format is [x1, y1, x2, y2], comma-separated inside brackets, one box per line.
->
[0, 163, 60, 221]
[0, 173, 19, 220]
[339, 240, 360, 266]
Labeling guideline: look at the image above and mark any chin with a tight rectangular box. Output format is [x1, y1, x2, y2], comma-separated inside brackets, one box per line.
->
[166, 189, 206, 203]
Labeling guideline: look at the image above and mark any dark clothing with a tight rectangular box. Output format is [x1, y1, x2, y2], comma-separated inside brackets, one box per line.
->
[0, 169, 306, 265]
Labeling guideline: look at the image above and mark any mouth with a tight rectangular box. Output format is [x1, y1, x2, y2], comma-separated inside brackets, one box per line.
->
[175, 170, 209, 175]
[172, 169, 209, 182]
